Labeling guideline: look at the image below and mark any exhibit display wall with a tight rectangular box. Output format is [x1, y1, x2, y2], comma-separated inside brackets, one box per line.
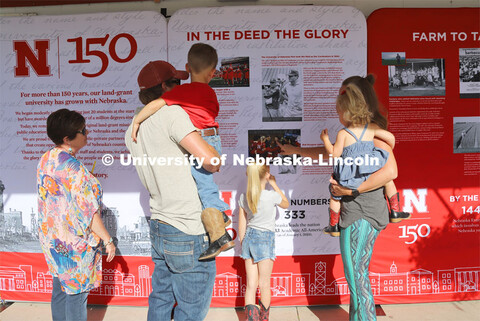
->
[0, 5, 478, 307]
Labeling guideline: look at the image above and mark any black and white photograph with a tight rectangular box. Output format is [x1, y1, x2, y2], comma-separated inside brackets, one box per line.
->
[459, 48, 480, 98]
[0, 177, 152, 256]
[388, 58, 446, 97]
[262, 68, 303, 122]
[453, 117, 480, 154]
[382, 52, 406, 65]
[248, 129, 301, 174]
[209, 56, 249, 88]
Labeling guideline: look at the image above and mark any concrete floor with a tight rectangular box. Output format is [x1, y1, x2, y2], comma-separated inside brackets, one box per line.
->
[1, 300, 479, 320]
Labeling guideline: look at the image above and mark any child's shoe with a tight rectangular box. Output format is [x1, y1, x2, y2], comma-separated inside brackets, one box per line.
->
[323, 224, 340, 237]
[259, 301, 270, 321]
[245, 304, 260, 321]
[199, 208, 234, 261]
[388, 192, 411, 223]
[323, 208, 340, 237]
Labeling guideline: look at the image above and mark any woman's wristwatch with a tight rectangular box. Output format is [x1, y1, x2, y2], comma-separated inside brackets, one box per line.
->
[351, 189, 360, 197]
[104, 237, 114, 247]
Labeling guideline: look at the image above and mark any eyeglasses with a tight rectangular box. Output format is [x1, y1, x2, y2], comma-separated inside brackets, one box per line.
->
[77, 127, 87, 135]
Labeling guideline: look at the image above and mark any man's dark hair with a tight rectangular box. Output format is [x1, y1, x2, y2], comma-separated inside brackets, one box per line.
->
[47, 109, 85, 145]
[138, 78, 179, 105]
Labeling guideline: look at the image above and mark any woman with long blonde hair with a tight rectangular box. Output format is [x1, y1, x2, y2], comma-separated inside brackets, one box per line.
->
[238, 164, 288, 321]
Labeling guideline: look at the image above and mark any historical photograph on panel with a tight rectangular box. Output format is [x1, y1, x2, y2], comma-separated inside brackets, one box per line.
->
[459, 48, 480, 99]
[0, 179, 35, 252]
[262, 68, 302, 122]
[248, 129, 301, 174]
[387, 58, 446, 97]
[453, 117, 480, 154]
[0, 196, 153, 256]
[0, 178, 152, 255]
[382, 52, 406, 65]
[209, 57, 250, 88]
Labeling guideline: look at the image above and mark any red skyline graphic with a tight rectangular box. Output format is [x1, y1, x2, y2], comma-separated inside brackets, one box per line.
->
[1, 261, 478, 298]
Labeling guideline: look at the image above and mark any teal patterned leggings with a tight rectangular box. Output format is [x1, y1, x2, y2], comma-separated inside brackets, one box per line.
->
[340, 219, 380, 321]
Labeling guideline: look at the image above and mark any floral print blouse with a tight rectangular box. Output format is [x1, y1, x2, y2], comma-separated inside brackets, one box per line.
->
[37, 148, 103, 294]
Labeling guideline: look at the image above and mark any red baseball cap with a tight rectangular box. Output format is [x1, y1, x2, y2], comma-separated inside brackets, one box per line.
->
[137, 61, 189, 90]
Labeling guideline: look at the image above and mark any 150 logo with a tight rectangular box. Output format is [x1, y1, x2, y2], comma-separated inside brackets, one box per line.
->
[13, 33, 137, 78]
[399, 188, 430, 244]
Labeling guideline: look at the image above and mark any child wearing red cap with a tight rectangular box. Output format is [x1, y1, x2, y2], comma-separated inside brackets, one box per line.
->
[132, 43, 233, 261]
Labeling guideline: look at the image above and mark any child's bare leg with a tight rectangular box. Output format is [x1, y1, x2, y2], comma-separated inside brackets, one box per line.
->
[385, 181, 411, 223]
[330, 198, 341, 213]
[244, 259, 261, 319]
[258, 259, 274, 308]
[244, 259, 258, 306]
[258, 259, 274, 320]
[384, 181, 397, 198]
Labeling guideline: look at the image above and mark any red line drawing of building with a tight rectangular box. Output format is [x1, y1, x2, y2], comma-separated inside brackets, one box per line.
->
[293, 273, 310, 296]
[332, 277, 348, 295]
[33, 272, 53, 293]
[408, 268, 435, 295]
[455, 267, 480, 293]
[138, 265, 151, 297]
[438, 269, 455, 292]
[0, 265, 38, 292]
[212, 271, 310, 298]
[321, 262, 440, 296]
[438, 266, 480, 293]
[213, 272, 242, 297]
[0, 266, 27, 292]
[271, 273, 291, 296]
[312, 262, 326, 295]
[0, 264, 151, 298]
[379, 262, 409, 295]
[90, 269, 136, 297]
[1, 261, 479, 299]
[90, 265, 151, 297]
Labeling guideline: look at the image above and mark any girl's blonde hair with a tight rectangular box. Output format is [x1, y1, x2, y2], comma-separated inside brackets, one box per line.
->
[246, 164, 269, 214]
[336, 83, 373, 127]
[342, 74, 387, 129]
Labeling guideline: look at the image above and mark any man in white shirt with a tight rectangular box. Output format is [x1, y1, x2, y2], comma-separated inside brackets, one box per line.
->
[125, 61, 220, 321]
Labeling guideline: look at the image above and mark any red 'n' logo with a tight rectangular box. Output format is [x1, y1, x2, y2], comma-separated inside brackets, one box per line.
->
[13, 40, 51, 77]
[221, 191, 233, 216]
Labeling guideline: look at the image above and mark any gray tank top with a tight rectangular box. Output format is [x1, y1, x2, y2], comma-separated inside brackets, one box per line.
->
[339, 187, 389, 230]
